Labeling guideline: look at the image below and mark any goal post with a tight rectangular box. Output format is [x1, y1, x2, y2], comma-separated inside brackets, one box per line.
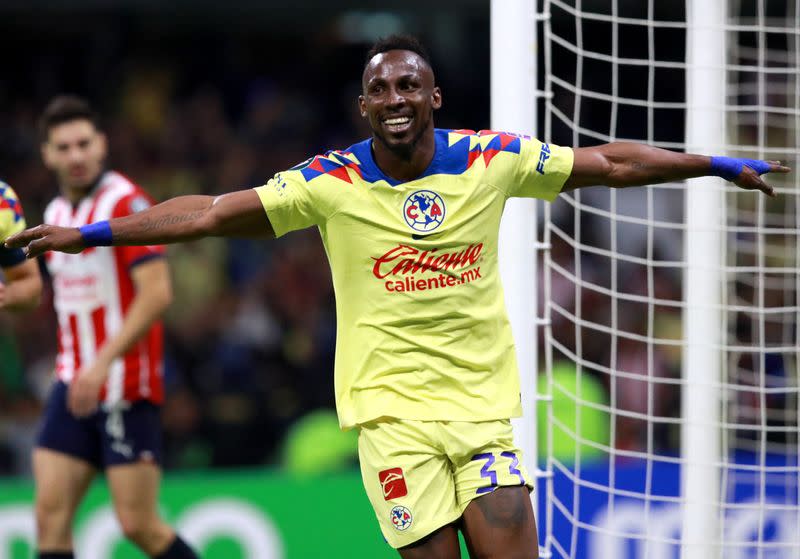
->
[682, 1, 726, 557]
[492, 1, 800, 558]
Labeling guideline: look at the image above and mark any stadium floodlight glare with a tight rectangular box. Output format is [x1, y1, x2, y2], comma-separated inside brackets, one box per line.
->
[493, 1, 799, 558]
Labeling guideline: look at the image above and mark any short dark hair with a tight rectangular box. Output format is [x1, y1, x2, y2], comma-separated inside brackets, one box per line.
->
[364, 34, 432, 69]
[38, 95, 101, 142]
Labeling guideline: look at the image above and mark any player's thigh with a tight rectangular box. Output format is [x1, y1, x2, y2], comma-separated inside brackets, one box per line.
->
[358, 420, 461, 551]
[461, 486, 538, 559]
[398, 523, 461, 559]
[448, 420, 537, 558]
[33, 448, 96, 520]
[34, 381, 99, 520]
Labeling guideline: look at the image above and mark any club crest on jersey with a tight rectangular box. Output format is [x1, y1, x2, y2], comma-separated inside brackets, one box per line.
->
[390, 505, 413, 531]
[403, 190, 445, 233]
[379, 467, 408, 500]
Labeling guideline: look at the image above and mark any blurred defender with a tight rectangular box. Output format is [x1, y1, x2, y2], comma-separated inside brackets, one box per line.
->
[0, 181, 41, 311]
[30, 97, 197, 559]
[9, 39, 789, 559]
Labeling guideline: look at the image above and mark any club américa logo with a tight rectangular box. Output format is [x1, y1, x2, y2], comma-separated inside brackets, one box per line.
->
[403, 190, 445, 233]
[390, 505, 413, 531]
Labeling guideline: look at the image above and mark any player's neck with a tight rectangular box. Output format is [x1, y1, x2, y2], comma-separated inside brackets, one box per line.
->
[371, 130, 436, 182]
[61, 172, 105, 206]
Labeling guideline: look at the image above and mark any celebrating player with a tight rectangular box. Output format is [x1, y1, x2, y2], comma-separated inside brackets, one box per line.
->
[0, 180, 42, 312]
[8, 38, 789, 559]
[25, 97, 197, 559]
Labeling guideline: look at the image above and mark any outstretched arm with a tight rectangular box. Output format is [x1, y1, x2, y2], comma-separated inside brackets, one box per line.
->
[5, 188, 272, 258]
[563, 142, 790, 195]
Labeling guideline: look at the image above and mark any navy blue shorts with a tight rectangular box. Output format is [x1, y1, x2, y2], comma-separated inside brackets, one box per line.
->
[36, 381, 163, 469]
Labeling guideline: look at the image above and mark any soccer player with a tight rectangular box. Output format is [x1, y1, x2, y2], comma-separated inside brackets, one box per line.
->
[0, 180, 42, 312]
[24, 96, 197, 559]
[9, 38, 789, 559]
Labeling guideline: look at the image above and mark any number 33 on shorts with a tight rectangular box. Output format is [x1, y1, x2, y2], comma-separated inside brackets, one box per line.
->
[460, 450, 531, 502]
[471, 451, 527, 494]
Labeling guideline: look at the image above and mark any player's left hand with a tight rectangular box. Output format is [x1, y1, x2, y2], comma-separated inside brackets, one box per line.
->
[729, 159, 791, 197]
[68, 362, 109, 417]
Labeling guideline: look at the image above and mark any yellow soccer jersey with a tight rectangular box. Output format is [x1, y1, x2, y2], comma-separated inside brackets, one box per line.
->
[0, 182, 27, 268]
[255, 129, 573, 429]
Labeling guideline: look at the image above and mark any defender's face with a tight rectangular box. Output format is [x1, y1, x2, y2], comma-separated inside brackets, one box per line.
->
[42, 119, 107, 190]
[359, 49, 442, 152]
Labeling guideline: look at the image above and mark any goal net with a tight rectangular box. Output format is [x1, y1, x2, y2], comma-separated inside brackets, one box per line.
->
[528, 1, 799, 558]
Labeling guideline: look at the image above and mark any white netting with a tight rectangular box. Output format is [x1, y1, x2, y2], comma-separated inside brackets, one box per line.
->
[537, 1, 800, 558]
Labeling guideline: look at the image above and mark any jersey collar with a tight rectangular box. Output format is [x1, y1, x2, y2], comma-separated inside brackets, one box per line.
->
[351, 129, 448, 187]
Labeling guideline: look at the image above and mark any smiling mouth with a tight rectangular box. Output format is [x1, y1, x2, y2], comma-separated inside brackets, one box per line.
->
[382, 115, 413, 132]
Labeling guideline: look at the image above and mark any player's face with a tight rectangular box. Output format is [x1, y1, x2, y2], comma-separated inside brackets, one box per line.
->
[41, 119, 107, 190]
[359, 50, 442, 154]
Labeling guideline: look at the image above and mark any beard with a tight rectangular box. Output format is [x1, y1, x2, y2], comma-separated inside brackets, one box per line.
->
[374, 108, 433, 161]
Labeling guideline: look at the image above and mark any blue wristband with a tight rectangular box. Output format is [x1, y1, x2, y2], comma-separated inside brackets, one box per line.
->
[79, 221, 113, 247]
[710, 156, 771, 181]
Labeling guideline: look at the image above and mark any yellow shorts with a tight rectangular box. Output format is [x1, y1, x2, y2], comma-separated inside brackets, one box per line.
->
[357, 418, 533, 548]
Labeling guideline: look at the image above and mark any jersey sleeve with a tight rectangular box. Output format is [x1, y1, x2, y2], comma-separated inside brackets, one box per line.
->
[0, 182, 28, 268]
[496, 136, 574, 201]
[0, 182, 26, 240]
[253, 169, 325, 238]
[110, 191, 166, 268]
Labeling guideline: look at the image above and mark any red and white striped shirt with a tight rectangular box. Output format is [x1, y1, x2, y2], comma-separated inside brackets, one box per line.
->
[44, 171, 166, 406]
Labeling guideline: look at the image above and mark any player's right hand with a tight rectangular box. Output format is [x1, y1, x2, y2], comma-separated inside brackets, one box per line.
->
[69, 363, 107, 417]
[4, 224, 85, 258]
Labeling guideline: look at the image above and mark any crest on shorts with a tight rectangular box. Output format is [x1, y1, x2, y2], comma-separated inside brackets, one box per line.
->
[379, 467, 408, 500]
[390, 505, 413, 531]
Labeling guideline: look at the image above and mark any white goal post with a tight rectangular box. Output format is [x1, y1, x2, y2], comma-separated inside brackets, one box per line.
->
[492, 1, 800, 558]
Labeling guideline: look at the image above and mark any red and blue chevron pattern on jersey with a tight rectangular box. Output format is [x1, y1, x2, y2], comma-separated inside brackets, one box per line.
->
[298, 129, 529, 187]
[449, 129, 525, 169]
[0, 183, 24, 223]
[300, 150, 364, 184]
